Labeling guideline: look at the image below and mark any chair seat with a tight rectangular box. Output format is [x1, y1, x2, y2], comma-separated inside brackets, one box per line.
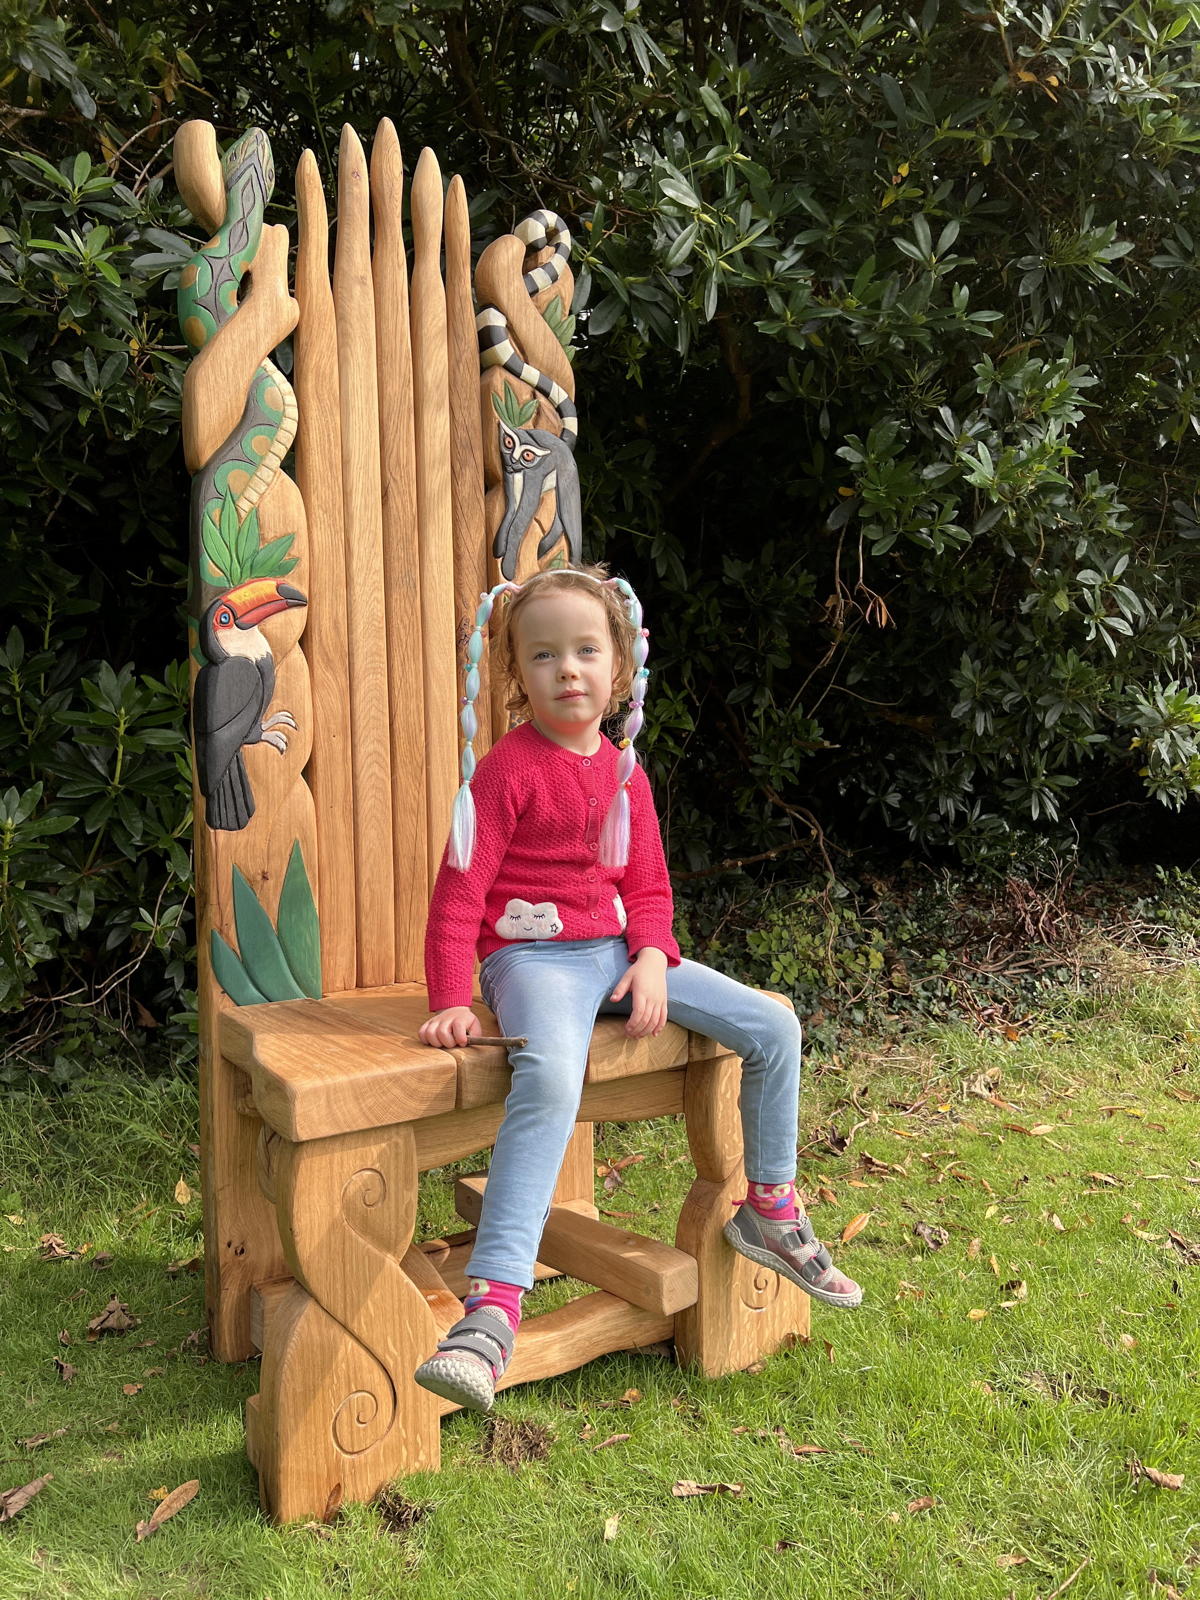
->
[219, 981, 691, 1142]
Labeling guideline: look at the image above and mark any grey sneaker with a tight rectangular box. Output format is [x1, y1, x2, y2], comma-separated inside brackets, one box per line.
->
[724, 1204, 863, 1309]
[413, 1306, 516, 1412]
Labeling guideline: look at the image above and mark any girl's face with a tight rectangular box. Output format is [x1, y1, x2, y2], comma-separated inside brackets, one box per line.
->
[513, 589, 617, 751]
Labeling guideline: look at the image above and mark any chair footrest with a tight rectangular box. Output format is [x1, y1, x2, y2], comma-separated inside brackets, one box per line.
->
[454, 1172, 698, 1316]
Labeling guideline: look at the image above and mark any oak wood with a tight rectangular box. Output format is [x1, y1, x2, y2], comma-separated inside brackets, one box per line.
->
[444, 173, 490, 762]
[370, 119, 429, 981]
[295, 148, 356, 995]
[409, 147, 458, 886]
[220, 1001, 458, 1141]
[334, 123, 395, 986]
[455, 1172, 697, 1315]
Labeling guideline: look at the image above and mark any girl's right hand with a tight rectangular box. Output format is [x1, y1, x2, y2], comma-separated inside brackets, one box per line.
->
[419, 1006, 483, 1048]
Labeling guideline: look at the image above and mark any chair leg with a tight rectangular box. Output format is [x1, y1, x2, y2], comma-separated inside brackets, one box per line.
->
[252, 1122, 440, 1522]
[674, 1048, 811, 1376]
[552, 1121, 596, 1214]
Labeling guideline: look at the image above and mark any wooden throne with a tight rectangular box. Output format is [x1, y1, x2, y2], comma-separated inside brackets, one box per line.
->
[173, 117, 810, 1523]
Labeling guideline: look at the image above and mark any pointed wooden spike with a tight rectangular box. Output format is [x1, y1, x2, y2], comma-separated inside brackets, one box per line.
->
[294, 145, 357, 995]
[444, 174, 488, 763]
[409, 143, 457, 889]
[334, 123, 396, 986]
[371, 117, 428, 982]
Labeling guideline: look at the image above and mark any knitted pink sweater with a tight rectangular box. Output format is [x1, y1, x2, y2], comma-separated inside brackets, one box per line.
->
[425, 720, 681, 1010]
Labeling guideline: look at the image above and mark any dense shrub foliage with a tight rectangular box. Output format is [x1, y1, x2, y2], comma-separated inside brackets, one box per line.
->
[2, 0, 1200, 1068]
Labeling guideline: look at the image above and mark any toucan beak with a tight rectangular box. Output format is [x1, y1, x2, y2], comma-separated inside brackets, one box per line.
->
[226, 579, 307, 629]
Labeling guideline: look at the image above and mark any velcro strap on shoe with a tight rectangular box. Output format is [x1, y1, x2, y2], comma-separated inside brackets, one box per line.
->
[785, 1236, 824, 1267]
[435, 1309, 514, 1368]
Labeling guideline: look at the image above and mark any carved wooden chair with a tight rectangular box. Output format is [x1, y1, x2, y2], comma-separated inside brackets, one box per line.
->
[174, 117, 809, 1523]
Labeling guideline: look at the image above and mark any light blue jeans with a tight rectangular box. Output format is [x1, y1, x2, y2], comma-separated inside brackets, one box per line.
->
[467, 936, 802, 1289]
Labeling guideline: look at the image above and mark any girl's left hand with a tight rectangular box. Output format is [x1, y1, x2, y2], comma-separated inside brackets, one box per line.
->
[610, 949, 668, 1038]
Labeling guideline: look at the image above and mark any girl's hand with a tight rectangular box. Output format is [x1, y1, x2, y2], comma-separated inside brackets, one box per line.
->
[419, 1006, 483, 1048]
[610, 948, 669, 1038]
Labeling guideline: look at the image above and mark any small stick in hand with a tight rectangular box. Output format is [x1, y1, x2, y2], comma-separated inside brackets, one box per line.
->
[464, 1035, 528, 1048]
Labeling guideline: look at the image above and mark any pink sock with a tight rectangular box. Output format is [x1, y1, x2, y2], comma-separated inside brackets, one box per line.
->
[737, 1181, 799, 1221]
[463, 1277, 524, 1336]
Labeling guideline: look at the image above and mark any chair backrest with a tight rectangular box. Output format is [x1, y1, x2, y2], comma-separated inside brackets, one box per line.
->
[175, 118, 578, 1016]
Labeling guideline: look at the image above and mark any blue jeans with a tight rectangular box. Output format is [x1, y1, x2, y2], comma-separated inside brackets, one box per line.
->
[467, 936, 802, 1290]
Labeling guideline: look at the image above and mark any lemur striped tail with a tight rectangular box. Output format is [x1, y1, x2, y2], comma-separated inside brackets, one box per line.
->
[477, 210, 578, 451]
[515, 210, 572, 294]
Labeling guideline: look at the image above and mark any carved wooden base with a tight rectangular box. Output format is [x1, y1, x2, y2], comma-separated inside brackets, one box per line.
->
[673, 1050, 811, 1374]
[245, 1054, 809, 1522]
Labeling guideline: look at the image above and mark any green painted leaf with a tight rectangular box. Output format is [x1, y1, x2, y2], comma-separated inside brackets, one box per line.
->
[245, 533, 297, 581]
[231, 865, 306, 1000]
[491, 379, 539, 431]
[210, 930, 268, 1005]
[202, 505, 234, 587]
[276, 840, 322, 998]
[233, 504, 260, 581]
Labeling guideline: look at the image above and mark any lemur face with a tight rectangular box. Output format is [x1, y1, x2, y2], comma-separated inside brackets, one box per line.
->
[501, 427, 551, 469]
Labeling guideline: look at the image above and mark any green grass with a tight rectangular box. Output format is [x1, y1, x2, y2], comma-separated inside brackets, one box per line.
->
[1, 953, 1198, 1600]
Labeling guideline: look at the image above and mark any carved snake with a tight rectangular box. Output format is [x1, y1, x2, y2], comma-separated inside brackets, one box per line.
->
[177, 127, 299, 595]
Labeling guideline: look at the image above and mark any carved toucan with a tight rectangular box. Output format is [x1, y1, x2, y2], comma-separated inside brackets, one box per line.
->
[193, 577, 307, 832]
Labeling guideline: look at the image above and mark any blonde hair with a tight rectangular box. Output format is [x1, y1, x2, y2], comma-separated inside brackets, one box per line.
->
[491, 562, 637, 721]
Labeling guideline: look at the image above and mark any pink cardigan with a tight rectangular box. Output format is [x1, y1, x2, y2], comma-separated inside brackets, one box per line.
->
[425, 720, 681, 1010]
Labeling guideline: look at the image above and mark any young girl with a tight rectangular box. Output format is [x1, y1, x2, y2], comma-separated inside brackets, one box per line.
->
[414, 565, 862, 1413]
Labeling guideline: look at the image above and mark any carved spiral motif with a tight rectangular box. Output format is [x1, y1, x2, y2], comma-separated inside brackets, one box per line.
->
[342, 1166, 387, 1217]
[738, 1260, 782, 1313]
[332, 1387, 383, 1455]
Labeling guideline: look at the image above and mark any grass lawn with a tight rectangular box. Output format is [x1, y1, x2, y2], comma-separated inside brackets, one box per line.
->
[0, 951, 1197, 1600]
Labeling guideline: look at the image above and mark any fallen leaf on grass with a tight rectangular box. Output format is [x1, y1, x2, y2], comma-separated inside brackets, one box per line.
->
[1028, 1124, 1055, 1136]
[1049, 1213, 1066, 1232]
[165, 1257, 202, 1277]
[907, 1496, 937, 1513]
[841, 1212, 872, 1244]
[1166, 1230, 1200, 1266]
[913, 1222, 949, 1250]
[967, 1309, 989, 1321]
[37, 1234, 78, 1262]
[1149, 1572, 1185, 1598]
[967, 1238, 982, 1259]
[592, 1433, 630, 1451]
[789, 1443, 829, 1456]
[90, 1252, 113, 1271]
[1087, 1172, 1121, 1187]
[1119, 1334, 1138, 1350]
[147, 1487, 169, 1502]
[0, 1475, 52, 1522]
[996, 1554, 1027, 1568]
[135, 1478, 199, 1540]
[52, 1358, 76, 1385]
[173, 1178, 192, 1206]
[603, 1513, 620, 1542]
[896, 1281, 925, 1301]
[822, 1339, 835, 1363]
[1128, 1457, 1184, 1490]
[18, 1430, 68, 1450]
[122, 1383, 143, 1397]
[671, 1480, 742, 1498]
[817, 1186, 838, 1205]
[86, 1298, 139, 1339]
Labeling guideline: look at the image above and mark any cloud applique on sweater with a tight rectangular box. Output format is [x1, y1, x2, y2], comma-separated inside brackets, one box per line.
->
[494, 899, 564, 940]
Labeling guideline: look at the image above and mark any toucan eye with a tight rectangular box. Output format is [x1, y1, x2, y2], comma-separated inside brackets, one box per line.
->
[521, 450, 537, 463]
[217, 609, 232, 625]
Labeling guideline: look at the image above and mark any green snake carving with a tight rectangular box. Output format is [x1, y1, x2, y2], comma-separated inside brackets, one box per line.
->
[177, 128, 299, 604]
[177, 127, 306, 837]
